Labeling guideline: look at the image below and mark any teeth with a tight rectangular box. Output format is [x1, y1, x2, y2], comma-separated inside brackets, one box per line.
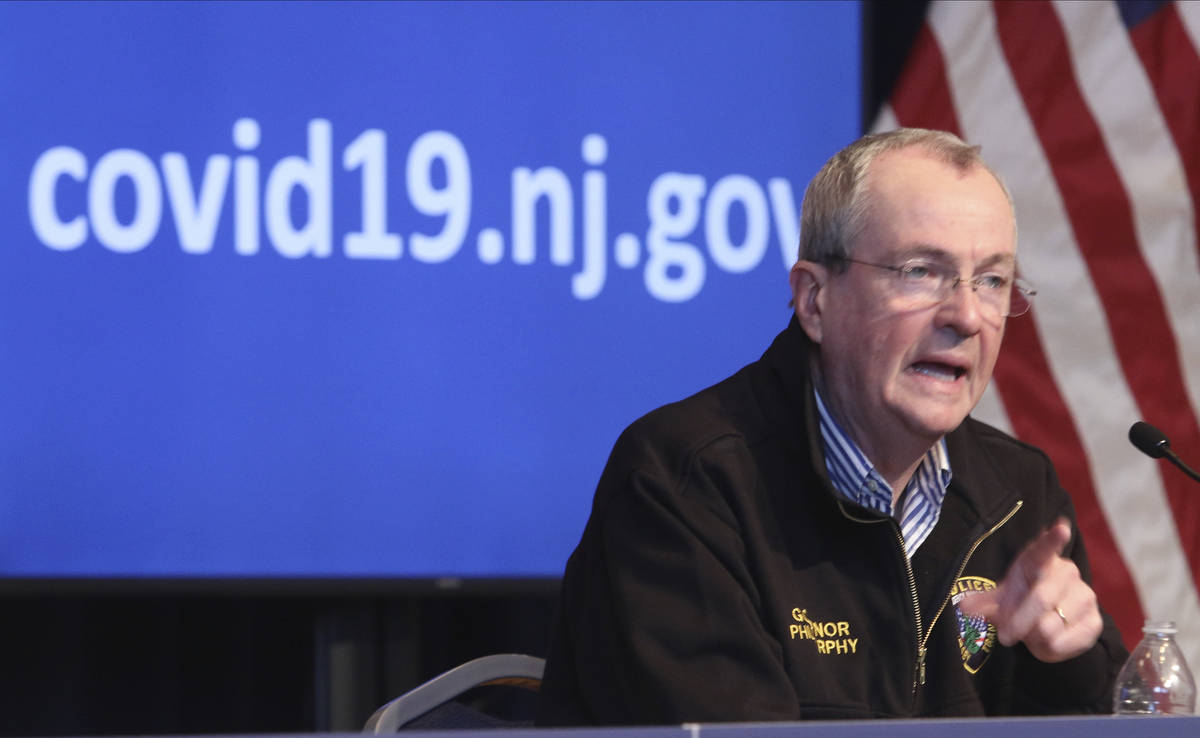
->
[913, 363, 959, 381]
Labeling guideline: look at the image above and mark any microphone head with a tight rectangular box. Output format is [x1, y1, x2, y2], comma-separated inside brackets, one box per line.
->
[1130, 421, 1171, 459]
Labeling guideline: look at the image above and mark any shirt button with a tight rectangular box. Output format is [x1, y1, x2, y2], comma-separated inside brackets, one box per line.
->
[866, 479, 878, 492]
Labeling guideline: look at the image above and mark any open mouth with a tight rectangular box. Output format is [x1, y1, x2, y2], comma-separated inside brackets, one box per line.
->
[910, 361, 966, 381]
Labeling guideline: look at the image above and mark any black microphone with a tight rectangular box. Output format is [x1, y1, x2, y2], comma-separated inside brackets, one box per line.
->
[1129, 421, 1200, 484]
[1129, 421, 1170, 458]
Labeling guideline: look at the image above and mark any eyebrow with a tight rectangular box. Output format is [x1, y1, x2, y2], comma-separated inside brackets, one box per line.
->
[896, 245, 1015, 270]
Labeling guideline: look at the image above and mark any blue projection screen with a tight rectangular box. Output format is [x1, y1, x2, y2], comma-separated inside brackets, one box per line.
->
[0, 1, 860, 579]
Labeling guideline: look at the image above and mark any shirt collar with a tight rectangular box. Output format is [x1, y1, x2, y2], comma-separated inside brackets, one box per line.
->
[813, 387, 951, 516]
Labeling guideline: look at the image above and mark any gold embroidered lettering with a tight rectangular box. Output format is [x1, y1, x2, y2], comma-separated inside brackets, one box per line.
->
[786, 606, 859, 653]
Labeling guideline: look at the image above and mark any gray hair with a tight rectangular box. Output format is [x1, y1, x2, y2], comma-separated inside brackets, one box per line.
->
[797, 128, 1014, 269]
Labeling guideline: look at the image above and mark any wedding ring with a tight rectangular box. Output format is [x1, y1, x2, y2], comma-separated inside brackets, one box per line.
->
[1055, 606, 1069, 628]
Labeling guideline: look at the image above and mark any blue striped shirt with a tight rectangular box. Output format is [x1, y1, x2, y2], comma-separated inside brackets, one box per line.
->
[814, 389, 952, 556]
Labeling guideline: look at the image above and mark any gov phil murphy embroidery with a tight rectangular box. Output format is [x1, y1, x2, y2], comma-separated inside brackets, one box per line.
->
[951, 576, 998, 673]
[788, 608, 860, 655]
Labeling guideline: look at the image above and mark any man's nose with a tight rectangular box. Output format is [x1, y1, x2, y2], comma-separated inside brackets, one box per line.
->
[938, 278, 988, 334]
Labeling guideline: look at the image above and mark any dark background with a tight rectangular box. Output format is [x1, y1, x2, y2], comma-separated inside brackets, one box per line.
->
[0, 3, 928, 734]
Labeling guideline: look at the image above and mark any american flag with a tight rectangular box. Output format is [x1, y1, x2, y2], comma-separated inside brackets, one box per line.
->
[875, 0, 1200, 670]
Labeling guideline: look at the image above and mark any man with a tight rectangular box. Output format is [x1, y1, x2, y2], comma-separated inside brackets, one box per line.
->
[536, 129, 1127, 725]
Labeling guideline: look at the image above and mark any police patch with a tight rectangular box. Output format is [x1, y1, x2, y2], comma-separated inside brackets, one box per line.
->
[950, 575, 998, 674]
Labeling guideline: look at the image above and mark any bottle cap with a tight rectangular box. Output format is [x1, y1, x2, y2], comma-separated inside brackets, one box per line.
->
[1143, 620, 1178, 634]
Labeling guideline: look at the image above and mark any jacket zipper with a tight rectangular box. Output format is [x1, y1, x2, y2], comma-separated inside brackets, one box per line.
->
[890, 525, 925, 693]
[837, 497, 1023, 699]
[835, 501, 928, 695]
[912, 500, 1023, 694]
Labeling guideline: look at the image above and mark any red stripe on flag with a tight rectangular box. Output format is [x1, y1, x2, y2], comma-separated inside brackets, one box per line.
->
[886, 12, 1144, 643]
[993, 314, 1143, 642]
[889, 24, 962, 134]
[994, 0, 1200, 592]
[1129, 1, 1200, 266]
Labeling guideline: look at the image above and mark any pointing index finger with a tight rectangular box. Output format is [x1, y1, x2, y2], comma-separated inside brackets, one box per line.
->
[1017, 517, 1072, 582]
[957, 589, 999, 619]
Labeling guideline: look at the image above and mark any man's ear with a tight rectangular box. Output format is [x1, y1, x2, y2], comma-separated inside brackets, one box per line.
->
[789, 260, 827, 344]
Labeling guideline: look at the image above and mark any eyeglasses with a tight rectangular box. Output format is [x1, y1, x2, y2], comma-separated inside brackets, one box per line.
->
[837, 257, 1037, 318]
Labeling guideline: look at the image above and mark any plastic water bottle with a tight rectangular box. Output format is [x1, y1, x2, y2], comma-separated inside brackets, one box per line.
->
[1113, 620, 1196, 715]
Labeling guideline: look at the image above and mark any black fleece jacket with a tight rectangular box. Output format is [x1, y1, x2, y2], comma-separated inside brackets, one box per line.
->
[537, 318, 1127, 725]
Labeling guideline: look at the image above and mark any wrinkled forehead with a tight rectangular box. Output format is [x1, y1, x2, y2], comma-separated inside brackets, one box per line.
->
[866, 145, 1014, 213]
[857, 150, 1018, 262]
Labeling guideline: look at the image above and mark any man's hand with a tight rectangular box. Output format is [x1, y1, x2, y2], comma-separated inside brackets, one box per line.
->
[958, 518, 1102, 663]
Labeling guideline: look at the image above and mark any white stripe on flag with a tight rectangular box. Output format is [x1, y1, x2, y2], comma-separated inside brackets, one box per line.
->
[1053, 0, 1200, 420]
[1177, 0, 1200, 51]
[928, 0, 1200, 666]
[871, 104, 900, 136]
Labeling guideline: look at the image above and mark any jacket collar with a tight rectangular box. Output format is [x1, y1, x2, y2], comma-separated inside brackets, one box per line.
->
[764, 316, 829, 481]
[944, 419, 1025, 529]
[764, 316, 1020, 530]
